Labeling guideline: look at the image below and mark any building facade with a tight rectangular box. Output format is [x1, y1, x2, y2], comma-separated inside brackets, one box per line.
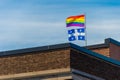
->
[0, 38, 120, 80]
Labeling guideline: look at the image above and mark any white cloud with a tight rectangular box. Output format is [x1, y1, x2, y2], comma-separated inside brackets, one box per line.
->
[0, 0, 120, 51]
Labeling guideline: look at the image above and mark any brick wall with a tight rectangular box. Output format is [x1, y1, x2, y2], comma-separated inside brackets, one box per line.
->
[0, 48, 70, 75]
[110, 43, 120, 61]
[90, 48, 109, 57]
[70, 49, 120, 80]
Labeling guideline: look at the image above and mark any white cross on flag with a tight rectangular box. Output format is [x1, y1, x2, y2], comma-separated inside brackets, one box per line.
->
[68, 28, 85, 41]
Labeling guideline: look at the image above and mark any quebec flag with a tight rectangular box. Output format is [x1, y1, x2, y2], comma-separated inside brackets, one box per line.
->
[68, 28, 85, 41]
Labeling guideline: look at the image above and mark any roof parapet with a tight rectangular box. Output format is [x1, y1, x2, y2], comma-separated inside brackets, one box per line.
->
[105, 38, 120, 46]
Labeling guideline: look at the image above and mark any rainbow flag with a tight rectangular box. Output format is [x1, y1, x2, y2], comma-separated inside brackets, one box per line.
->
[66, 15, 85, 27]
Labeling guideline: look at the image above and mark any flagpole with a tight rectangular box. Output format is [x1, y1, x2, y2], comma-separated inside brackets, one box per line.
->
[85, 13, 87, 46]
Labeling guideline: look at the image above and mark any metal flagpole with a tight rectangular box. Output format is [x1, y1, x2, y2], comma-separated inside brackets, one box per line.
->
[85, 13, 87, 46]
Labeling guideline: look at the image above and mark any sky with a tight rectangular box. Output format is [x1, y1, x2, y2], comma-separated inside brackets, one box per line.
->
[0, 0, 120, 51]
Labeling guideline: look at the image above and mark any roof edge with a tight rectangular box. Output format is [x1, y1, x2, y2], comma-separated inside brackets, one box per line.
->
[0, 38, 120, 57]
[0, 43, 71, 57]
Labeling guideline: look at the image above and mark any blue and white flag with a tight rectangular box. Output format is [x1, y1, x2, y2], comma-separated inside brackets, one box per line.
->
[68, 28, 85, 41]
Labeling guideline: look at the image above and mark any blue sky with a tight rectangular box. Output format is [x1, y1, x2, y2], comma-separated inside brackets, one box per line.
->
[0, 0, 120, 51]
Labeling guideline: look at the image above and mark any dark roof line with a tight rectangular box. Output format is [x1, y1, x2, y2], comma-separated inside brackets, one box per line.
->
[0, 42, 107, 57]
[70, 43, 120, 66]
[0, 43, 70, 57]
[0, 38, 119, 57]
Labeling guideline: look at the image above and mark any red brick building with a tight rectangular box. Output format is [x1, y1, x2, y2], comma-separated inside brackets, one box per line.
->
[0, 38, 120, 80]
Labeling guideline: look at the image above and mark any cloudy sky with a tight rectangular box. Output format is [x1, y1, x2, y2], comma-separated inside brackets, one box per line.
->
[0, 0, 120, 51]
